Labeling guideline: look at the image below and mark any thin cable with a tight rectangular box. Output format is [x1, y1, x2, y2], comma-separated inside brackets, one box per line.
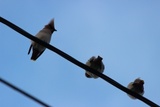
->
[0, 77, 51, 107]
[0, 16, 159, 107]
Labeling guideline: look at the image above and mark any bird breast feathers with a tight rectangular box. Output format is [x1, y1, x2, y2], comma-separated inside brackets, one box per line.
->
[35, 30, 52, 42]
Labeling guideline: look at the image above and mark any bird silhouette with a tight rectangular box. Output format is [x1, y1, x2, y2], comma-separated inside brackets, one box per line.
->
[85, 56, 105, 79]
[28, 19, 56, 61]
[127, 78, 144, 99]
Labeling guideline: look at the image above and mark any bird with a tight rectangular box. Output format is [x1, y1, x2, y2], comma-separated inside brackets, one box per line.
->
[28, 19, 57, 61]
[127, 78, 144, 99]
[85, 56, 105, 79]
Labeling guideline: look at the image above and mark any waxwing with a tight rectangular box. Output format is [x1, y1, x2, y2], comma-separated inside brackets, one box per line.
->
[85, 56, 105, 79]
[127, 78, 144, 99]
[28, 19, 56, 61]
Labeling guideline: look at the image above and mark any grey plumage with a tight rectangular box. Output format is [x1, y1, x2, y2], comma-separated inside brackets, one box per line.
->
[127, 78, 144, 99]
[85, 56, 105, 79]
[28, 19, 56, 61]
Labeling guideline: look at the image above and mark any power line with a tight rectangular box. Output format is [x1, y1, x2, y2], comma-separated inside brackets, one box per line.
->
[0, 77, 51, 107]
[0, 16, 159, 107]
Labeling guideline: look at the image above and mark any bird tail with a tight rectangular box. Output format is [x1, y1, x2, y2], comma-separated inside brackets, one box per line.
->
[31, 49, 45, 61]
[31, 49, 39, 61]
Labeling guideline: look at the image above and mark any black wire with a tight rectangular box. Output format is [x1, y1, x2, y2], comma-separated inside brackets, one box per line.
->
[0, 16, 159, 107]
[0, 77, 51, 107]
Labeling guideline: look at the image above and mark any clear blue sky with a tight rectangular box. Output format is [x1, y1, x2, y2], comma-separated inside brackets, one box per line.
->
[1, 0, 160, 107]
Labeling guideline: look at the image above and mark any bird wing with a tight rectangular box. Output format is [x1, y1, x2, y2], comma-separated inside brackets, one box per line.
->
[100, 62, 105, 73]
[28, 45, 32, 55]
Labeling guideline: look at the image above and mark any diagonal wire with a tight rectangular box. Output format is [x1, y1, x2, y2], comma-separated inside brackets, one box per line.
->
[0, 77, 51, 107]
[0, 16, 159, 107]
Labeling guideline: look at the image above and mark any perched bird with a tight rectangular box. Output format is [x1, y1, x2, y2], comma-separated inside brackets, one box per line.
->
[28, 19, 57, 61]
[85, 56, 105, 79]
[127, 78, 144, 99]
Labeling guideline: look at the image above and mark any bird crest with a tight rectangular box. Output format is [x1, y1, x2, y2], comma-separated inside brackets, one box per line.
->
[45, 19, 57, 32]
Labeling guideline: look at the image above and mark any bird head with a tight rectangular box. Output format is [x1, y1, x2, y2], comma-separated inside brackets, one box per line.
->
[97, 56, 103, 61]
[45, 19, 57, 33]
[94, 56, 103, 64]
[134, 78, 144, 85]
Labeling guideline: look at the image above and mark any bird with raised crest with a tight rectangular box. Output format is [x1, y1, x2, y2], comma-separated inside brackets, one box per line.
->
[28, 19, 57, 61]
